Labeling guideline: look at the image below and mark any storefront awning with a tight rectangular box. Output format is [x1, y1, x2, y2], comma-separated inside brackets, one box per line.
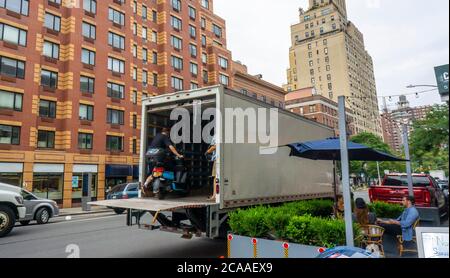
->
[105, 165, 132, 178]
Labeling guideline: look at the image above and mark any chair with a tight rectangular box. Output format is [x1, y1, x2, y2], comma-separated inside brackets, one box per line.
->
[397, 218, 420, 257]
[360, 225, 385, 257]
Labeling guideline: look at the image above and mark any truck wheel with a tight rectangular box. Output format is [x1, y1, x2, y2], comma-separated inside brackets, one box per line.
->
[36, 208, 50, 225]
[0, 205, 16, 238]
[114, 208, 126, 215]
[20, 220, 31, 226]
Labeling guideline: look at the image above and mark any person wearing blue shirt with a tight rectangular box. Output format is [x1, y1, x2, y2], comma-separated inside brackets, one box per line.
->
[377, 196, 420, 242]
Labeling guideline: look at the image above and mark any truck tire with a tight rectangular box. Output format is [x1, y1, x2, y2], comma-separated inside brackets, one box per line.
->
[0, 205, 16, 238]
[35, 207, 50, 225]
[20, 220, 31, 226]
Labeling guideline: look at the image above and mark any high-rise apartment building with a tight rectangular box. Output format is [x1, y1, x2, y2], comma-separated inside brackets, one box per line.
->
[285, 0, 382, 137]
[381, 96, 432, 153]
[0, 0, 232, 208]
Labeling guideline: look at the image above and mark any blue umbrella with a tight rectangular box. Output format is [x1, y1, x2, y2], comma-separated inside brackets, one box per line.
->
[287, 138, 407, 162]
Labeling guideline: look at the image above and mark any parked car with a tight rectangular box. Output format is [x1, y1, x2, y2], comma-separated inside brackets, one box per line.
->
[106, 183, 140, 214]
[369, 174, 447, 215]
[437, 180, 449, 201]
[19, 189, 59, 226]
[0, 183, 26, 237]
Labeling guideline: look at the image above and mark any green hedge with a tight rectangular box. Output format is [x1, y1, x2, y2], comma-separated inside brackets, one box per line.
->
[228, 199, 360, 247]
[368, 201, 404, 219]
[286, 215, 361, 248]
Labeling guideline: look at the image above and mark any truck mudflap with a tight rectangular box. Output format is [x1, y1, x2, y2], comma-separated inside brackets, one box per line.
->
[89, 197, 215, 212]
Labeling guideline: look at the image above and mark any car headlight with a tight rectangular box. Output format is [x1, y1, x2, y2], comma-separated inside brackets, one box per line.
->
[15, 196, 24, 205]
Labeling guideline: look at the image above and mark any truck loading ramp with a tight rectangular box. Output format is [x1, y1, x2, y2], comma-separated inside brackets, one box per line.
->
[89, 196, 216, 212]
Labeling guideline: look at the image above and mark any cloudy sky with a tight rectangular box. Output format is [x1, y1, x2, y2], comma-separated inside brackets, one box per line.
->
[214, 0, 449, 109]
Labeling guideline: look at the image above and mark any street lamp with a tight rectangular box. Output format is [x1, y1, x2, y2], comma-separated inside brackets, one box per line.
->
[406, 84, 438, 89]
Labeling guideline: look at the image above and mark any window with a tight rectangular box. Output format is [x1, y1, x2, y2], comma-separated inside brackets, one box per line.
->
[151, 31, 157, 43]
[212, 24, 222, 38]
[171, 35, 182, 50]
[142, 48, 148, 62]
[132, 23, 137, 35]
[324, 47, 329, 55]
[188, 6, 196, 20]
[152, 10, 157, 23]
[132, 1, 137, 14]
[43, 41, 59, 59]
[37, 130, 55, 149]
[323, 39, 328, 45]
[79, 104, 93, 121]
[218, 57, 228, 69]
[142, 70, 148, 85]
[171, 76, 183, 91]
[132, 67, 137, 80]
[201, 53, 207, 64]
[201, 35, 206, 47]
[40, 69, 58, 88]
[132, 90, 137, 104]
[189, 44, 197, 58]
[190, 62, 198, 76]
[0, 124, 20, 145]
[107, 109, 124, 125]
[78, 133, 93, 149]
[39, 99, 56, 118]
[153, 73, 158, 86]
[107, 82, 124, 99]
[171, 55, 183, 71]
[201, 17, 206, 29]
[0, 90, 22, 111]
[108, 57, 125, 73]
[83, 0, 96, 14]
[142, 26, 147, 40]
[171, 0, 181, 12]
[0, 0, 29, 16]
[189, 25, 196, 38]
[80, 76, 94, 94]
[171, 16, 182, 31]
[142, 5, 147, 19]
[201, 0, 209, 9]
[309, 60, 313, 67]
[0, 23, 27, 46]
[202, 70, 208, 83]
[132, 114, 137, 129]
[190, 82, 198, 90]
[219, 74, 229, 86]
[152, 51, 158, 64]
[309, 105, 316, 113]
[109, 8, 125, 26]
[106, 136, 123, 151]
[82, 22, 96, 39]
[81, 48, 95, 65]
[44, 13, 61, 32]
[328, 83, 332, 90]
[308, 52, 313, 58]
[108, 32, 125, 50]
[0, 56, 25, 78]
[327, 74, 332, 81]
[132, 138, 137, 154]
[132, 44, 137, 57]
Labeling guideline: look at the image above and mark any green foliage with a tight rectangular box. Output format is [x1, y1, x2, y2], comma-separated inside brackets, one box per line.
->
[228, 199, 361, 247]
[410, 104, 449, 176]
[286, 215, 361, 248]
[368, 201, 404, 219]
[349, 132, 405, 179]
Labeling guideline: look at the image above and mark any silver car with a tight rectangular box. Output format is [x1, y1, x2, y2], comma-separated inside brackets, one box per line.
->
[19, 189, 59, 225]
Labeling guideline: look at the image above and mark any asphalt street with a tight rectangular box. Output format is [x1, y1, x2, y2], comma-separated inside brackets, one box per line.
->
[0, 213, 226, 258]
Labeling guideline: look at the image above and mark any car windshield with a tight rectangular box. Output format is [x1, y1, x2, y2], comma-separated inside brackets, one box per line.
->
[126, 184, 139, 192]
[21, 190, 37, 200]
[383, 176, 430, 187]
[109, 184, 128, 193]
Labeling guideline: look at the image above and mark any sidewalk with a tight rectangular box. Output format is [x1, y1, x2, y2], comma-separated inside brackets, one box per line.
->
[58, 206, 112, 217]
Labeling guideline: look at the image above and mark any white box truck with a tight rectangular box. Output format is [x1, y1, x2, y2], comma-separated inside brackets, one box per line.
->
[91, 86, 335, 238]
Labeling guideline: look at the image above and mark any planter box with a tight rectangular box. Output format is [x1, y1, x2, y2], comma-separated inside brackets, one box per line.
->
[228, 234, 322, 258]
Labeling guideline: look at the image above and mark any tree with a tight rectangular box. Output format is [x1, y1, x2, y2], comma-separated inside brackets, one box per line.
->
[410, 104, 449, 176]
[349, 132, 405, 183]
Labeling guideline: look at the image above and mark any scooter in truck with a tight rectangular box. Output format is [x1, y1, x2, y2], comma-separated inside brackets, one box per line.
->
[143, 148, 189, 200]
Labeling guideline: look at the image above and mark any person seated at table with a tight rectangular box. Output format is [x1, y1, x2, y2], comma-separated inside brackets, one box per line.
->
[376, 196, 419, 244]
[352, 198, 377, 225]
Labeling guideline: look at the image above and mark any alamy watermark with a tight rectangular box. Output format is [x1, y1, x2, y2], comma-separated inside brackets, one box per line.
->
[169, 101, 279, 155]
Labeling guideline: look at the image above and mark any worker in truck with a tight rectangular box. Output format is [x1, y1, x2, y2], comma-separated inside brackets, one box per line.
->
[205, 134, 217, 201]
[143, 128, 184, 195]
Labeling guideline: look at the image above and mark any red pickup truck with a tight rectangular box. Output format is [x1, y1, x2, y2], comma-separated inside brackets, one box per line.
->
[369, 174, 448, 214]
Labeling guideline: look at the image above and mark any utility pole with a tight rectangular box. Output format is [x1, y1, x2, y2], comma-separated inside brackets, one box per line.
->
[338, 96, 354, 247]
[402, 124, 414, 197]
